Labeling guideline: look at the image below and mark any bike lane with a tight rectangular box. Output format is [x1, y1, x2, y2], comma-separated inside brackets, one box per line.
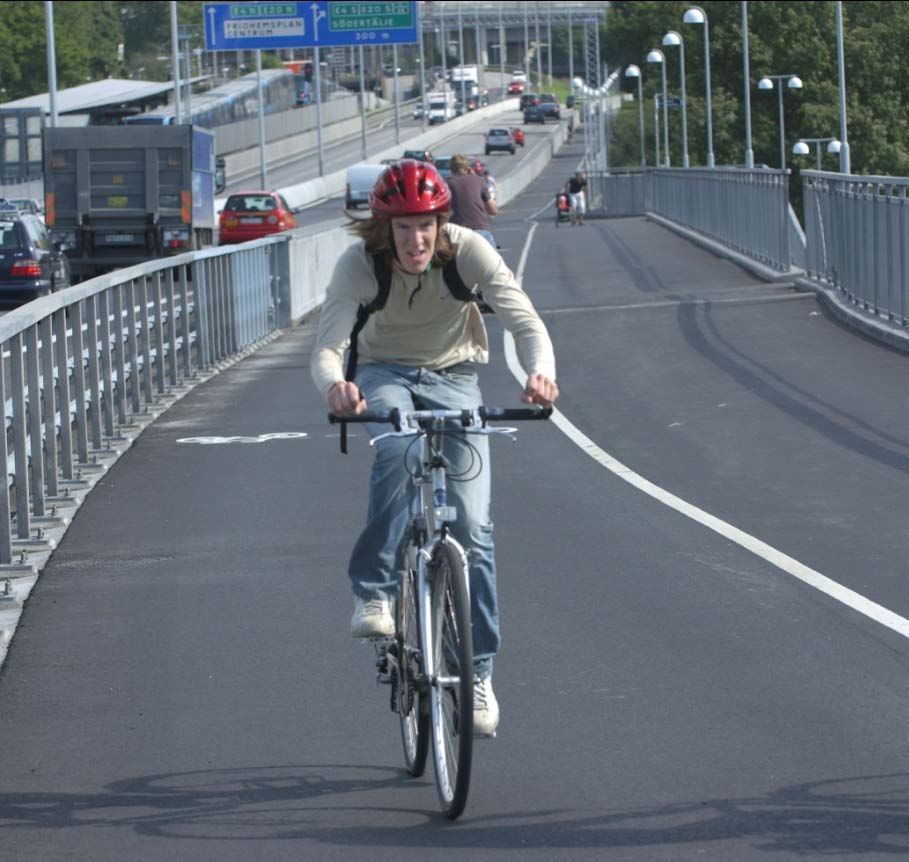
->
[1, 136, 909, 861]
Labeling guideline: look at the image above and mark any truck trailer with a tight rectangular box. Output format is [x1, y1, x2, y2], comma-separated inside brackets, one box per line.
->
[43, 125, 216, 280]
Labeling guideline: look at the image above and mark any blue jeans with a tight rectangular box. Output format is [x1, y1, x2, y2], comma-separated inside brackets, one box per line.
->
[474, 229, 497, 249]
[350, 361, 497, 678]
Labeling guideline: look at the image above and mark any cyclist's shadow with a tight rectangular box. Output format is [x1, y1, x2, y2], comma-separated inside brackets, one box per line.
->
[3, 767, 909, 854]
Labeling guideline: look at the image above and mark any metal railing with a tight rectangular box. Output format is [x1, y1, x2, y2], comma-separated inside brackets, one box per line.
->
[802, 169, 909, 326]
[0, 239, 280, 570]
[586, 166, 794, 273]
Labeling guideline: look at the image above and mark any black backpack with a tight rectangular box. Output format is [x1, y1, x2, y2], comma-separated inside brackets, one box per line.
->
[338, 248, 491, 453]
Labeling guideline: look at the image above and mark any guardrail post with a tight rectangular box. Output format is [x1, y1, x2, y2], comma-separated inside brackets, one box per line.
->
[97, 290, 115, 439]
[0, 346, 13, 564]
[152, 271, 166, 395]
[138, 277, 153, 407]
[25, 325, 45, 517]
[70, 301, 89, 466]
[10, 334, 30, 540]
[180, 264, 193, 378]
[53, 309, 74, 481]
[111, 285, 128, 427]
[40, 317, 58, 498]
[85, 296, 102, 451]
[125, 280, 142, 418]
[165, 268, 178, 387]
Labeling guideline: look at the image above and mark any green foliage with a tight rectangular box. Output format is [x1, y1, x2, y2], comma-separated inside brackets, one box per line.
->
[603, 1, 909, 178]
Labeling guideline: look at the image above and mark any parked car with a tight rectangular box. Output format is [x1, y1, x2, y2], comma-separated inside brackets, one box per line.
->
[485, 128, 515, 155]
[403, 149, 434, 163]
[523, 104, 545, 124]
[510, 127, 526, 146]
[7, 198, 43, 216]
[412, 103, 425, 119]
[0, 212, 70, 306]
[520, 94, 540, 111]
[507, 80, 525, 95]
[344, 164, 387, 209]
[434, 156, 452, 179]
[218, 191, 296, 244]
[539, 93, 561, 121]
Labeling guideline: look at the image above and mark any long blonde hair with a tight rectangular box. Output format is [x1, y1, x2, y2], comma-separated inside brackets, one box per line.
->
[346, 213, 454, 266]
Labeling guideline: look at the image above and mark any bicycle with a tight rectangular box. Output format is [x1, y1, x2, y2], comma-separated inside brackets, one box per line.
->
[330, 404, 551, 819]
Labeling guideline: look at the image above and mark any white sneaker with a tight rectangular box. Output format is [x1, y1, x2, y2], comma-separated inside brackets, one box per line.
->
[351, 596, 395, 639]
[473, 675, 499, 736]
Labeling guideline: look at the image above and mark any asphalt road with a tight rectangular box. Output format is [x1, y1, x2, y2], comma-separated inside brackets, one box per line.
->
[3, 138, 909, 860]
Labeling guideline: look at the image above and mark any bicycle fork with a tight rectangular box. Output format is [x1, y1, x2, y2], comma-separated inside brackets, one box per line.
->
[415, 468, 470, 691]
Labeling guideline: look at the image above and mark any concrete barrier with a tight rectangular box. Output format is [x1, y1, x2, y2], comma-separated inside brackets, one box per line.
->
[219, 98, 523, 212]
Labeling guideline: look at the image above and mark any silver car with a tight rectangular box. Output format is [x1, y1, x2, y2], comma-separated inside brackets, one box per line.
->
[485, 128, 515, 156]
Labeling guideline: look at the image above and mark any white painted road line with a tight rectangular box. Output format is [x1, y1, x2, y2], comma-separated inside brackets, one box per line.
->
[510, 217, 909, 640]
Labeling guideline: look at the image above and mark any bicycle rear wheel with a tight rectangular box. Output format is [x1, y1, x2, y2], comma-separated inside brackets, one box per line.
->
[398, 563, 429, 776]
[428, 538, 473, 819]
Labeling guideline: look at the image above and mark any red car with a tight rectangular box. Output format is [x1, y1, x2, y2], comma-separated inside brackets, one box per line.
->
[510, 127, 525, 147]
[507, 80, 525, 95]
[219, 191, 296, 245]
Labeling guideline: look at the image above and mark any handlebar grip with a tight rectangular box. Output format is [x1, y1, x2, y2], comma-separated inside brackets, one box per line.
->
[479, 406, 553, 422]
[328, 408, 402, 431]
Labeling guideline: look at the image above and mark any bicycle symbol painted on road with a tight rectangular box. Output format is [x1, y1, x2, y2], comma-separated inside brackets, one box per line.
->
[176, 432, 308, 445]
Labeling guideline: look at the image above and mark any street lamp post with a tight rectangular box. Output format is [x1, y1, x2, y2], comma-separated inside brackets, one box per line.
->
[742, 0, 754, 168]
[683, 5, 713, 167]
[654, 95, 661, 167]
[662, 30, 688, 167]
[624, 65, 646, 168]
[647, 49, 669, 167]
[793, 137, 840, 171]
[835, 0, 851, 173]
[758, 73, 803, 169]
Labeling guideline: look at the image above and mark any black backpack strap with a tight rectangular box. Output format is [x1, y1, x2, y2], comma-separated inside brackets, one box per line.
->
[339, 252, 393, 453]
[443, 247, 495, 314]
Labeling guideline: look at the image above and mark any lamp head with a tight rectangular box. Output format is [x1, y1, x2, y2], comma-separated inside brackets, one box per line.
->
[758, 77, 773, 90]
[792, 142, 810, 156]
[662, 30, 682, 47]
[624, 64, 641, 78]
[787, 76, 803, 89]
[646, 49, 664, 64]
[683, 6, 706, 24]
[827, 139, 842, 154]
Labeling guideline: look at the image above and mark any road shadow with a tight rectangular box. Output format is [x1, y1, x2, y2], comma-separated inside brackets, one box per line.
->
[2, 766, 909, 854]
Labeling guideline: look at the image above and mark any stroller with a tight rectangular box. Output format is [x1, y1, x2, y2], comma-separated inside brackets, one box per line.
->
[555, 191, 571, 226]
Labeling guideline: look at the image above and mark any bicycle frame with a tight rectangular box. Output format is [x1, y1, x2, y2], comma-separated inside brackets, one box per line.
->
[409, 418, 470, 692]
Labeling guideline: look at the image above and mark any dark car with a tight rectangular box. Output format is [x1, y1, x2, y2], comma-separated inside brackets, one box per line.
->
[519, 94, 539, 111]
[434, 156, 452, 179]
[485, 128, 515, 155]
[523, 104, 545, 124]
[538, 93, 561, 121]
[403, 149, 434, 163]
[0, 213, 70, 306]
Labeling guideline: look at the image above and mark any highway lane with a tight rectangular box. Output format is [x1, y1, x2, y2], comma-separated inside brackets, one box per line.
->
[225, 83, 510, 196]
[294, 105, 557, 228]
[4, 138, 909, 860]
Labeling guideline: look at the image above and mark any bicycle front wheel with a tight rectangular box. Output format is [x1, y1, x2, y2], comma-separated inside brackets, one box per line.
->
[428, 538, 473, 819]
[398, 563, 429, 776]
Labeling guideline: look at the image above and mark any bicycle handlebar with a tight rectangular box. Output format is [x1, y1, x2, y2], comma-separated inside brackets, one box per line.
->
[328, 405, 552, 431]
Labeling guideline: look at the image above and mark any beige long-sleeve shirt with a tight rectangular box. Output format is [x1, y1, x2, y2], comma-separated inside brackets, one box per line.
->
[310, 223, 556, 397]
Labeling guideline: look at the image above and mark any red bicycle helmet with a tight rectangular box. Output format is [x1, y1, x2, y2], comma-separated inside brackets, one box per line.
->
[368, 159, 451, 217]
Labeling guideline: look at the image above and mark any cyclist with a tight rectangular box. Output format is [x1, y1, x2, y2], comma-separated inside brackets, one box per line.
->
[446, 153, 498, 249]
[311, 159, 558, 736]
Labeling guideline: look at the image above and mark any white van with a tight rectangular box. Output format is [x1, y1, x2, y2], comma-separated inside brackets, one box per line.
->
[345, 163, 386, 209]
